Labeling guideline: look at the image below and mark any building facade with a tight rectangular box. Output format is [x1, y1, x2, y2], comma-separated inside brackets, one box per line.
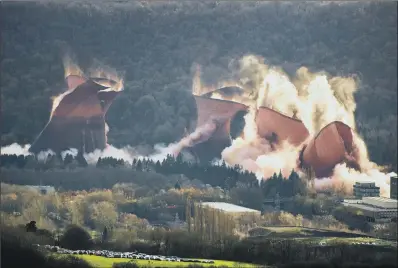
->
[353, 181, 380, 199]
[391, 176, 397, 200]
[342, 197, 397, 224]
[191, 202, 261, 239]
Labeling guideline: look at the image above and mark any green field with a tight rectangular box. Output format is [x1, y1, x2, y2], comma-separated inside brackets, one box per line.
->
[249, 226, 366, 238]
[248, 227, 397, 247]
[78, 255, 256, 268]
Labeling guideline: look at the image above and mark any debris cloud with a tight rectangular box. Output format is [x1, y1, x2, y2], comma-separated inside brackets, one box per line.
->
[187, 54, 392, 197]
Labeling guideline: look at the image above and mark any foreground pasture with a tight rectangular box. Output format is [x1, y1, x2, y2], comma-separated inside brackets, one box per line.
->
[78, 255, 257, 268]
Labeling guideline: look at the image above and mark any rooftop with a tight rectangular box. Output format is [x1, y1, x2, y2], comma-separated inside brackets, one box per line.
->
[363, 197, 397, 203]
[201, 202, 260, 213]
[343, 197, 398, 210]
[354, 181, 378, 186]
[343, 202, 391, 212]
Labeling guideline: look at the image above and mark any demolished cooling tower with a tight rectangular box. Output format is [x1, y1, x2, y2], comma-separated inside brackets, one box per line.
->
[29, 75, 121, 154]
[187, 87, 361, 177]
[256, 106, 310, 147]
[300, 121, 359, 178]
[186, 87, 248, 162]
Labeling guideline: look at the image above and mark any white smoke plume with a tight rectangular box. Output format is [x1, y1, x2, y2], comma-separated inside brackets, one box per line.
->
[1, 142, 175, 166]
[61, 148, 79, 160]
[1, 143, 31, 156]
[1, 143, 56, 162]
[83, 145, 135, 165]
[315, 164, 396, 198]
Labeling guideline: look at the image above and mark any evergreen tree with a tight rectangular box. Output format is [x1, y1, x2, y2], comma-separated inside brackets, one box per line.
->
[25, 221, 37, 233]
[64, 154, 74, 166]
[102, 226, 108, 243]
[136, 160, 142, 171]
[174, 181, 181, 190]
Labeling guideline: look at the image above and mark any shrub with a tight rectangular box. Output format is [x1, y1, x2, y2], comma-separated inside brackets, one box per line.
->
[112, 261, 139, 268]
[59, 225, 93, 250]
[0, 227, 92, 268]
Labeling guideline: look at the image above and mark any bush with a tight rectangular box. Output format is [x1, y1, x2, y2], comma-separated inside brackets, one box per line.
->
[59, 225, 93, 250]
[45, 256, 92, 268]
[0, 227, 92, 268]
[112, 261, 139, 268]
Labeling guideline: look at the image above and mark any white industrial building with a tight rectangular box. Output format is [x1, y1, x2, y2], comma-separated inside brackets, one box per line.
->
[343, 196, 397, 223]
[199, 202, 262, 225]
[201, 202, 260, 213]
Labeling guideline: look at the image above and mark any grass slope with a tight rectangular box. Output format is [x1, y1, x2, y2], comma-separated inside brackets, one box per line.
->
[249, 227, 397, 247]
[250, 226, 366, 238]
[79, 255, 256, 268]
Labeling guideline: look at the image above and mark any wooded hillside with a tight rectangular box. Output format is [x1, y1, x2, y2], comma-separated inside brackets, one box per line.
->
[1, 1, 396, 169]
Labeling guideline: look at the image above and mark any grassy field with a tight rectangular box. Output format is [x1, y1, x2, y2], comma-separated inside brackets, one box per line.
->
[248, 226, 397, 248]
[249, 226, 366, 238]
[78, 255, 256, 268]
[292, 236, 397, 246]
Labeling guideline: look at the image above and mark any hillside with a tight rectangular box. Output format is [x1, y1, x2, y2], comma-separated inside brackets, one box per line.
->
[1, 1, 397, 168]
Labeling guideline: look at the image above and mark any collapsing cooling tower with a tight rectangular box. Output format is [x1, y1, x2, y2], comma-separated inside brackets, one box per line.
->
[256, 106, 310, 147]
[29, 75, 121, 154]
[187, 88, 248, 162]
[187, 87, 361, 177]
[300, 121, 361, 178]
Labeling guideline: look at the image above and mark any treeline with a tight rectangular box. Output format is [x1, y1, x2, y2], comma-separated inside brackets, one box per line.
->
[1, 1, 397, 169]
[1, 153, 308, 202]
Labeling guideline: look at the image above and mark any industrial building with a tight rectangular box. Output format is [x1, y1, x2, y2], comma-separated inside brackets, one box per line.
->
[353, 181, 380, 199]
[191, 202, 261, 239]
[342, 196, 397, 224]
[200, 202, 261, 220]
[391, 175, 398, 200]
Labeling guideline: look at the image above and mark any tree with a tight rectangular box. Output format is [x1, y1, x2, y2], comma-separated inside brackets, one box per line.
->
[88, 201, 118, 230]
[174, 181, 181, 190]
[26, 221, 37, 233]
[59, 225, 93, 250]
[102, 226, 109, 243]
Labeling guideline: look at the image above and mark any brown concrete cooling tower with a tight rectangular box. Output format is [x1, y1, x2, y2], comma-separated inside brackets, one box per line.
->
[187, 88, 248, 162]
[256, 106, 309, 147]
[29, 75, 121, 154]
[300, 121, 359, 178]
[188, 87, 361, 177]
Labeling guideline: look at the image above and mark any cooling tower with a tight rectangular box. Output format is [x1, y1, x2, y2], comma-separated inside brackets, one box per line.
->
[256, 106, 310, 147]
[29, 75, 121, 154]
[300, 121, 359, 178]
[187, 90, 248, 162]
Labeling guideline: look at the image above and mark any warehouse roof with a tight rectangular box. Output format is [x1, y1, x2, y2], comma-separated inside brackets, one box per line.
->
[343, 202, 388, 212]
[343, 197, 398, 211]
[201, 202, 260, 213]
[362, 197, 398, 209]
